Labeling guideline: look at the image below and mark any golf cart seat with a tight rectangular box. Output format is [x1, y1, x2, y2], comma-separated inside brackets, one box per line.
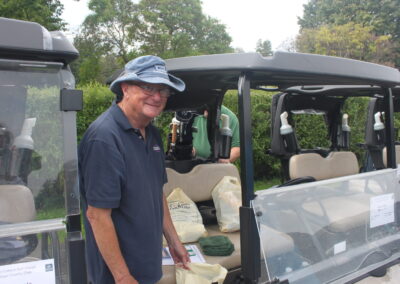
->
[160, 163, 294, 284]
[0, 184, 37, 264]
[288, 151, 372, 231]
[289, 151, 358, 180]
[0, 185, 35, 222]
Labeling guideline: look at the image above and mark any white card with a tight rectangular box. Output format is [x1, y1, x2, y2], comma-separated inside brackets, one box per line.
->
[0, 259, 55, 284]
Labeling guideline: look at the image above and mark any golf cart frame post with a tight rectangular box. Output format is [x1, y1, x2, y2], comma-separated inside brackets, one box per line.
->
[383, 88, 396, 169]
[238, 72, 261, 284]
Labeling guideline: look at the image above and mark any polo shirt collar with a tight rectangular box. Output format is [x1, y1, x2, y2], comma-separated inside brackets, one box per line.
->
[110, 103, 135, 131]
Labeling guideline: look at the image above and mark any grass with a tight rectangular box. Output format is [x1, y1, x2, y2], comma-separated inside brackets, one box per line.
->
[36, 207, 65, 221]
[254, 177, 281, 191]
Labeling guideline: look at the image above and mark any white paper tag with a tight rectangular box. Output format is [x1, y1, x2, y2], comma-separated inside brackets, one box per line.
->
[334, 241, 346, 255]
[370, 193, 395, 228]
[0, 259, 55, 284]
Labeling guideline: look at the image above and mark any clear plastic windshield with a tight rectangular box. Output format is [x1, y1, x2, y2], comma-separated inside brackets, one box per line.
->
[0, 60, 74, 283]
[252, 169, 400, 284]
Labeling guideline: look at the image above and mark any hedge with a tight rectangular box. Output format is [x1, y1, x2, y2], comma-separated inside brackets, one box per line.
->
[76, 83, 398, 180]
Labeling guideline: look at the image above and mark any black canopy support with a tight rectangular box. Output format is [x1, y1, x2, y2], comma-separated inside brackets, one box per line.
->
[383, 88, 396, 168]
[238, 72, 255, 206]
[238, 73, 260, 283]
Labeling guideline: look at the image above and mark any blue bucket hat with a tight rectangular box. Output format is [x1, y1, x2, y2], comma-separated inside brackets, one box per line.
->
[110, 55, 185, 98]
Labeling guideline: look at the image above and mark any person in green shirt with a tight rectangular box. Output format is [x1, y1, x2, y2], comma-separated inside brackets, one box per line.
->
[192, 105, 240, 163]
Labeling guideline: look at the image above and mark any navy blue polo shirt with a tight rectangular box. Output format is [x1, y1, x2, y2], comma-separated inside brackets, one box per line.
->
[79, 103, 167, 284]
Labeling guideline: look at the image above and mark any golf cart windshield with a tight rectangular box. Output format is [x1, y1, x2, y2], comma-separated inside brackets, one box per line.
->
[253, 169, 399, 283]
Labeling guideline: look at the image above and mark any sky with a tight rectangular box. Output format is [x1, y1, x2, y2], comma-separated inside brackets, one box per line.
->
[61, 0, 309, 52]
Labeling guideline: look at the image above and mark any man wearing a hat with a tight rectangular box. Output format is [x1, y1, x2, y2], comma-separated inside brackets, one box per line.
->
[79, 55, 189, 284]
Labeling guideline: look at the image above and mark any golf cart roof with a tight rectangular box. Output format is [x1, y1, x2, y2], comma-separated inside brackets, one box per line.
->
[0, 17, 79, 64]
[164, 52, 400, 110]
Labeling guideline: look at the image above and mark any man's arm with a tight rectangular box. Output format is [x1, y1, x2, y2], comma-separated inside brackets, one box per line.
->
[229, 146, 240, 163]
[218, 146, 240, 163]
[86, 206, 138, 284]
[162, 194, 190, 268]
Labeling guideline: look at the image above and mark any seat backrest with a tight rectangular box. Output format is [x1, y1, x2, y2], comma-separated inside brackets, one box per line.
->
[289, 151, 359, 181]
[163, 163, 240, 202]
[0, 185, 36, 223]
[382, 145, 400, 167]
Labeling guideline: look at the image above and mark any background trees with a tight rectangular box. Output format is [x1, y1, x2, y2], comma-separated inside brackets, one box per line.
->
[255, 39, 273, 56]
[71, 0, 232, 83]
[0, 0, 66, 31]
[297, 0, 400, 67]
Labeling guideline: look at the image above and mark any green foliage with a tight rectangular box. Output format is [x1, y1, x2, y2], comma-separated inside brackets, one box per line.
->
[26, 86, 63, 184]
[296, 23, 395, 66]
[298, 0, 400, 66]
[137, 0, 233, 58]
[256, 39, 273, 56]
[223, 90, 281, 178]
[77, 82, 115, 142]
[25, 86, 66, 212]
[84, 0, 139, 63]
[35, 175, 64, 210]
[0, 0, 66, 31]
[72, 0, 233, 82]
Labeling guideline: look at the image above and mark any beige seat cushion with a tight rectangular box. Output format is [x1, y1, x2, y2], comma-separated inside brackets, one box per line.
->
[382, 145, 400, 167]
[302, 194, 370, 233]
[289, 151, 359, 181]
[0, 185, 36, 223]
[164, 163, 240, 202]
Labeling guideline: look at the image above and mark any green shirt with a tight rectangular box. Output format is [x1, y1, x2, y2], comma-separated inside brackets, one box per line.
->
[192, 105, 240, 159]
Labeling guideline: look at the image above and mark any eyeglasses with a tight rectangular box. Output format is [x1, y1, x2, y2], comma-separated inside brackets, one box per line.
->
[137, 84, 171, 98]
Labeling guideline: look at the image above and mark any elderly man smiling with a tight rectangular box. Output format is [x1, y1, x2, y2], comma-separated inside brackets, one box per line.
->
[79, 56, 190, 284]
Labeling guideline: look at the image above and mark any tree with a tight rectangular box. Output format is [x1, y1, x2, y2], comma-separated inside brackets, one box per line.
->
[81, 0, 139, 63]
[298, 0, 400, 66]
[0, 0, 66, 31]
[296, 23, 395, 66]
[138, 0, 232, 58]
[256, 39, 273, 56]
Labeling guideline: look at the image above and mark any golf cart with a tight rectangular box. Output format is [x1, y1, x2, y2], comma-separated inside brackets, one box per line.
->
[0, 18, 86, 283]
[159, 52, 400, 283]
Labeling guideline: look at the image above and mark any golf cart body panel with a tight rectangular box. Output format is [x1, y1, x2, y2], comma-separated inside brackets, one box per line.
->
[0, 18, 84, 283]
[163, 53, 400, 284]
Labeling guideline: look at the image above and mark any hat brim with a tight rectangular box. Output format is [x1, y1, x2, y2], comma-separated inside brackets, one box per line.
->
[110, 72, 185, 97]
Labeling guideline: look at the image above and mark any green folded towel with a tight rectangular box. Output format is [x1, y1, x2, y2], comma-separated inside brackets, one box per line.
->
[198, 235, 234, 256]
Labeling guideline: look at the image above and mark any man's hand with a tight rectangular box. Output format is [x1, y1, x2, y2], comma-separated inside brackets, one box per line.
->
[116, 274, 138, 284]
[169, 240, 190, 269]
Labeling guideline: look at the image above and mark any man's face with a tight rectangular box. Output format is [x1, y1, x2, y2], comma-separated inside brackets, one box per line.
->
[121, 82, 169, 120]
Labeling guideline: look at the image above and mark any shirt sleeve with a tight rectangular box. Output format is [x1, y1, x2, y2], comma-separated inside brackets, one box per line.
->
[81, 139, 126, 209]
[229, 112, 240, 147]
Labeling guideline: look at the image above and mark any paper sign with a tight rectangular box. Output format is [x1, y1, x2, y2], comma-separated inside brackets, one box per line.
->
[370, 193, 395, 228]
[0, 259, 55, 284]
[162, 244, 205, 265]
